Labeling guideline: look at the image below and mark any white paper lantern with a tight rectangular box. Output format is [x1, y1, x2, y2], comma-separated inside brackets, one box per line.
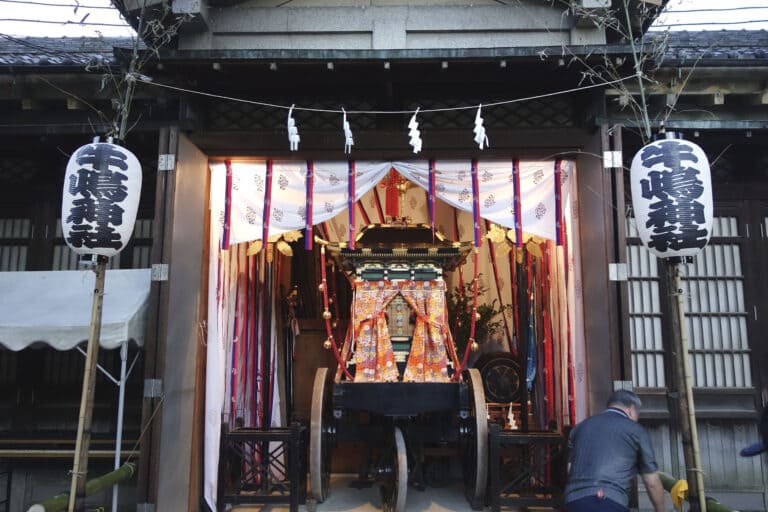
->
[61, 138, 142, 257]
[630, 135, 713, 259]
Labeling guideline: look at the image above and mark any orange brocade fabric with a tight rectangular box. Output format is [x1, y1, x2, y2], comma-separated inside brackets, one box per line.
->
[352, 280, 450, 383]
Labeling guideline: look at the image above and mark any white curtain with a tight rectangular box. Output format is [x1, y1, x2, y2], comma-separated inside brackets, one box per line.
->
[204, 164, 226, 511]
[209, 159, 575, 246]
[221, 161, 392, 246]
[392, 160, 564, 241]
[205, 164, 289, 511]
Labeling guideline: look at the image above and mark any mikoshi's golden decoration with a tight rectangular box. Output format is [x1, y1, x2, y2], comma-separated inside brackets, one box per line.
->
[322, 310, 332, 320]
[318, 283, 325, 292]
[276, 240, 293, 256]
[247, 240, 262, 256]
[494, 239, 511, 257]
[323, 338, 332, 350]
[281, 230, 303, 243]
[247, 231, 303, 256]
[526, 238, 544, 259]
[486, 223, 507, 244]
[470, 339, 479, 352]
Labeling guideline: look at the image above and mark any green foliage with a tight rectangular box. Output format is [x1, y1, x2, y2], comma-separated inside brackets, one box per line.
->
[445, 276, 511, 357]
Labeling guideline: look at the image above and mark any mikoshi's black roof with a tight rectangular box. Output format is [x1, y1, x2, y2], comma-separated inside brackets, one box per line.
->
[326, 223, 474, 273]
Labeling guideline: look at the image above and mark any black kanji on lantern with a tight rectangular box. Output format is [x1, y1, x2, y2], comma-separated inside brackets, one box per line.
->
[639, 140, 708, 253]
[65, 144, 130, 250]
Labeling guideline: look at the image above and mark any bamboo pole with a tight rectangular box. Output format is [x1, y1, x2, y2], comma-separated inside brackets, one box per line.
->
[665, 258, 707, 512]
[29, 462, 136, 512]
[67, 256, 108, 512]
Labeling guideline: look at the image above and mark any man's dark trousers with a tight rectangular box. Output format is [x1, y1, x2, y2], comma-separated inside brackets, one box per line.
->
[565, 495, 630, 512]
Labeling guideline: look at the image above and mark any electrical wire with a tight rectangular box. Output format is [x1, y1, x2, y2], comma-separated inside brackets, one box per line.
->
[0, 32, 73, 52]
[663, 6, 768, 13]
[3, 4, 765, 32]
[3, 0, 767, 13]
[0, 18, 130, 27]
[136, 75, 635, 115]
[652, 19, 768, 27]
[0, 0, 115, 8]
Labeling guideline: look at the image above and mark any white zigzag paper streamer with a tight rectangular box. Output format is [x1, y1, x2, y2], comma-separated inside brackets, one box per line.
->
[473, 104, 489, 150]
[287, 104, 300, 151]
[342, 108, 354, 154]
[408, 108, 422, 154]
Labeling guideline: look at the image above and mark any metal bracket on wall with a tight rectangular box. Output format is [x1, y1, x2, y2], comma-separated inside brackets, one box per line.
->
[603, 150, 622, 169]
[151, 263, 169, 282]
[608, 262, 628, 282]
[613, 380, 634, 391]
[158, 154, 176, 171]
[144, 379, 163, 399]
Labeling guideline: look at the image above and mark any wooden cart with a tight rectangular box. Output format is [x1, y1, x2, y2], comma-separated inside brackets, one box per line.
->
[307, 223, 488, 512]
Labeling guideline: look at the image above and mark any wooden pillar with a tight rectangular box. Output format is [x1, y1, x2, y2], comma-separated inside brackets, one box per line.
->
[605, 125, 632, 381]
[136, 126, 179, 508]
[188, 153, 212, 509]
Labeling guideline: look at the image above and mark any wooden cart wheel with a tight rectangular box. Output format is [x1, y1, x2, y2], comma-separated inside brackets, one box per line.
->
[380, 426, 408, 512]
[309, 367, 332, 503]
[464, 368, 488, 510]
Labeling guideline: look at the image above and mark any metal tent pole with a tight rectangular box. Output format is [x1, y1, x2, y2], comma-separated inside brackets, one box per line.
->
[111, 340, 128, 512]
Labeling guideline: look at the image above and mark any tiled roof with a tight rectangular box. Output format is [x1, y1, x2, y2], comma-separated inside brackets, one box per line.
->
[660, 30, 768, 64]
[1, 31, 767, 68]
[0, 35, 134, 67]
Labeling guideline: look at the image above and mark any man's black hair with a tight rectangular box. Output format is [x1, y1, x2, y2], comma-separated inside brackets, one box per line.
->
[607, 389, 642, 409]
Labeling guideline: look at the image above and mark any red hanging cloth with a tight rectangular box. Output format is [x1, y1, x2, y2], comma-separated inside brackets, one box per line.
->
[262, 160, 273, 246]
[305, 160, 314, 250]
[222, 160, 233, 249]
[348, 161, 356, 249]
[385, 168, 399, 218]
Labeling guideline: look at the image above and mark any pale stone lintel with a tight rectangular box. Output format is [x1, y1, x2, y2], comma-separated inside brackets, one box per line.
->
[183, 5, 592, 51]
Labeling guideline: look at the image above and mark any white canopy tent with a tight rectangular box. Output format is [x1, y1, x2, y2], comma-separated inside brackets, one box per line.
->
[0, 268, 152, 512]
[0, 269, 150, 351]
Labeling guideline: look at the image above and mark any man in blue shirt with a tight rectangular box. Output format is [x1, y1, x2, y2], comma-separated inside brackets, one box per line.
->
[565, 389, 666, 512]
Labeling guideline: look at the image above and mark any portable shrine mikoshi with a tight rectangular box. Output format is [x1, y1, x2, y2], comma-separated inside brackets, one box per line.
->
[308, 222, 488, 512]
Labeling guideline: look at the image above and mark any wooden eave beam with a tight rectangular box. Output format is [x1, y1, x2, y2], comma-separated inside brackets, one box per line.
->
[606, 79, 768, 97]
[0, 74, 162, 102]
[752, 89, 768, 105]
